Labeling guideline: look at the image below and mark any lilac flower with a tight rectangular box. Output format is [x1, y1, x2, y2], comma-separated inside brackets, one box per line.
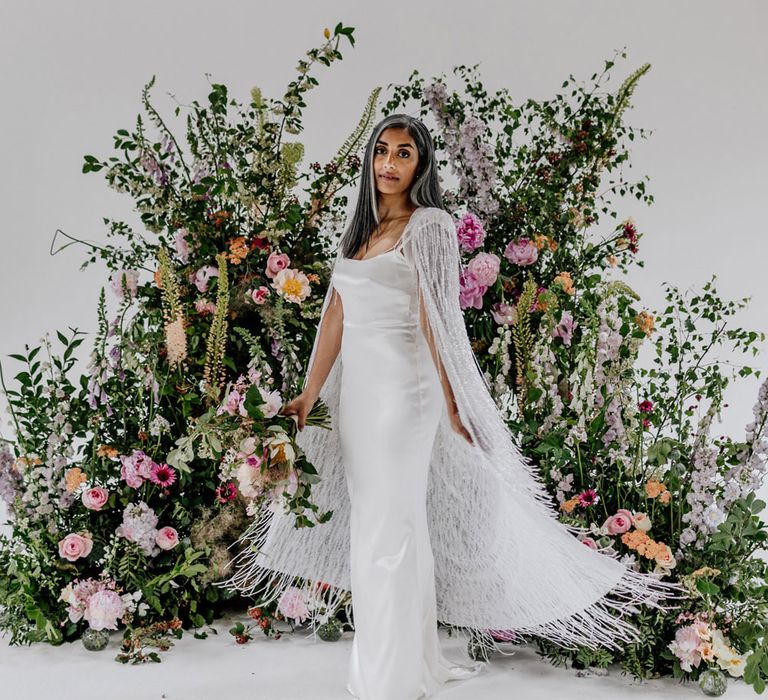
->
[115, 501, 160, 557]
[552, 310, 576, 346]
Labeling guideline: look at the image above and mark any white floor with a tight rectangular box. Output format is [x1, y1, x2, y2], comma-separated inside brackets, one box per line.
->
[0, 612, 754, 700]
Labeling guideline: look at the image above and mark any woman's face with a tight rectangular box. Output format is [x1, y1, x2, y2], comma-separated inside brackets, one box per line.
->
[373, 127, 420, 195]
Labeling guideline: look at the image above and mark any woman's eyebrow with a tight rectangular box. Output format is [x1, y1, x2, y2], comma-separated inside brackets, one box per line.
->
[376, 140, 414, 148]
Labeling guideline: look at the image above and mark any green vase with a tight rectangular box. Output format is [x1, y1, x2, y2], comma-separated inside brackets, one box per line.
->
[698, 668, 727, 697]
[317, 619, 342, 642]
[81, 627, 110, 651]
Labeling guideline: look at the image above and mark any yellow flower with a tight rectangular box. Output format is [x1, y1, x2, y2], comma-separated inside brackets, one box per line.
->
[271, 268, 311, 304]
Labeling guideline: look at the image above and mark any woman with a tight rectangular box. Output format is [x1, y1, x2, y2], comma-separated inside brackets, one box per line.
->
[218, 114, 686, 700]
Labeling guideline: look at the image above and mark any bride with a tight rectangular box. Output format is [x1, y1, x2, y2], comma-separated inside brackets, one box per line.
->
[217, 113, 687, 700]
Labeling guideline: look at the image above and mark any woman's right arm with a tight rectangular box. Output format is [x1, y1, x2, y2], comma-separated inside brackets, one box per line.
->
[303, 288, 344, 401]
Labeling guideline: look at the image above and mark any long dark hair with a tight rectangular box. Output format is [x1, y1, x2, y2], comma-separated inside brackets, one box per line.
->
[340, 113, 445, 259]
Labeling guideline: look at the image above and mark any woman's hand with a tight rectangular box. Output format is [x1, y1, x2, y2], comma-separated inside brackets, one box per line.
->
[448, 408, 474, 446]
[280, 391, 317, 432]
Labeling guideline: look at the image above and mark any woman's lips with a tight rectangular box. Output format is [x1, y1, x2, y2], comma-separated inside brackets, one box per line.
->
[380, 174, 398, 180]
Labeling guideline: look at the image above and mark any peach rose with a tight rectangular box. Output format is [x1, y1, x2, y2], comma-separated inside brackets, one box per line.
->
[58, 532, 94, 562]
[82, 486, 109, 511]
[155, 526, 179, 551]
[632, 512, 652, 531]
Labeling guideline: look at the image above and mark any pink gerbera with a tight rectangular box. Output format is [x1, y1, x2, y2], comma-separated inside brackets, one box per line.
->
[150, 462, 177, 488]
[578, 488, 599, 507]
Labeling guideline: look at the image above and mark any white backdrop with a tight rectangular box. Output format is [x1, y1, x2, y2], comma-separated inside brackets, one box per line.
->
[0, 1, 766, 696]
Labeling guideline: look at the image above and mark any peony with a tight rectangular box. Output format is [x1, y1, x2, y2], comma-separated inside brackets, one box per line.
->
[271, 268, 311, 304]
[58, 532, 94, 562]
[84, 589, 125, 631]
[604, 508, 634, 535]
[265, 251, 291, 279]
[490, 302, 516, 326]
[277, 585, 309, 623]
[82, 487, 109, 511]
[155, 526, 179, 551]
[458, 270, 487, 310]
[259, 387, 283, 419]
[669, 623, 703, 672]
[455, 212, 486, 253]
[504, 238, 538, 266]
[189, 265, 219, 293]
[466, 252, 500, 287]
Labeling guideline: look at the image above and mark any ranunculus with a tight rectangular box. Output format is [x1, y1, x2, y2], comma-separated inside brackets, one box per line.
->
[155, 526, 179, 551]
[250, 286, 270, 305]
[458, 270, 487, 310]
[604, 508, 633, 535]
[632, 512, 652, 531]
[84, 589, 125, 631]
[504, 238, 538, 266]
[58, 532, 94, 562]
[490, 302, 516, 325]
[466, 252, 500, 287]
[82, 487, 109, 511]
[265, 251, 291, 279]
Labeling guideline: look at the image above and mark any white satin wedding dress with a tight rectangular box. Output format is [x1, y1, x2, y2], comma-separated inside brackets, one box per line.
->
[216, 206, 686, 700]
[331, 234, 485, 698]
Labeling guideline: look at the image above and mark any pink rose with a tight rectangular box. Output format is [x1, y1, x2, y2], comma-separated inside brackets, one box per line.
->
[265, 252, 291, 279]
[466, 252, 500, 287]
[155, 526, 179, 551]
[84, 589, 125, 631]
[58, 532, 94, 562]
[504, 238, 538, 266]
[604, 508, 633, 535]
[82, 487, 109, 511]
[581, 537, 598, 550]
[458, 270, 487, 310]
[250, 286, 270, 304]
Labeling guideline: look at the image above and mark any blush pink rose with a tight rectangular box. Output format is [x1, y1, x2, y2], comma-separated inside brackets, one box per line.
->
[82, 487, 109, 511]
[155, 526, 179, 551]
[265, 252, 291, 279]
[504, 238, 539, 266]
[58, 532, 94, 562]
[466, 252, 500, 287]
[581, 537, 598, 550]
[250, 286, 270, 304]
[604, 508, 634, 535]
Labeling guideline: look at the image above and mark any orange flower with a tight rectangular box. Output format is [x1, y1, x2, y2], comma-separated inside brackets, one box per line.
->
[227, 236, 249, 265]
[645, 479, 665, 498]
[658, 490, 671, 504]
[606, 254, 618, 267]
[96, 444, 119, 459]
[553, 271, 575, 295]
[64, 467, 87, 493]
[635, 311, 655, 336]
[154, 268, 163, 288]
[560, 496, 580, 513]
